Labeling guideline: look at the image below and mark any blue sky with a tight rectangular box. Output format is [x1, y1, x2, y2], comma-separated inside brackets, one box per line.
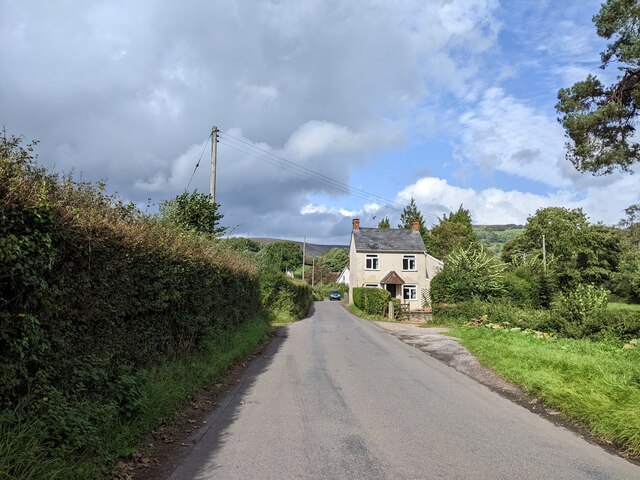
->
[1, 0, 638, 244]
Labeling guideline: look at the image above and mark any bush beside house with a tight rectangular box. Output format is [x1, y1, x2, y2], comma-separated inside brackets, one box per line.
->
[352, 287, 391, 316]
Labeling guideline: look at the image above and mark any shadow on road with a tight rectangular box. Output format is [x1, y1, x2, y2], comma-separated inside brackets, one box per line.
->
[168, 320, 294, 480]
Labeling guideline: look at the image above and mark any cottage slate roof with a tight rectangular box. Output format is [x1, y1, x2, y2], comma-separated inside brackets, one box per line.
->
[353, 227, 426, 252]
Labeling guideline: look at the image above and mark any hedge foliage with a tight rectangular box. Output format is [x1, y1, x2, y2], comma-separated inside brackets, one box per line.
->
[260, 272, 312, 320]
[313, 282, 347, 300]
[0, 134, 262, 459]
[434, 298, 640, 341]
[352, 287, 391, 316]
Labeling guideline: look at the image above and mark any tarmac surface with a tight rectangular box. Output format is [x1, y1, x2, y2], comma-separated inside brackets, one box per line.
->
[169, 301, 640, 480]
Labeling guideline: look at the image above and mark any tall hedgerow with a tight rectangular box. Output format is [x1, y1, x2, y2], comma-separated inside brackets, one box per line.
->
[0, 132, 260, 466]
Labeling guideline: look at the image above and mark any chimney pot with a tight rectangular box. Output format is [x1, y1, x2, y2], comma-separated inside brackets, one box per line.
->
[411, 219, 420, 232]
[352, 218, 360, 231]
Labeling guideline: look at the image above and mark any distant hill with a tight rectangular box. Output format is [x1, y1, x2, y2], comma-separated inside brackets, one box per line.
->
[472, 225, 524, 254]
[251, 225, 525, 258]
[250, 238, 347, 258]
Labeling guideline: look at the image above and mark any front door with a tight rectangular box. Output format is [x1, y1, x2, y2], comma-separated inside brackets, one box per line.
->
[386, 284, 396, 298]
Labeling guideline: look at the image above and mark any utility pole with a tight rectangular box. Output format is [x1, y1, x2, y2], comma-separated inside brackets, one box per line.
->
[210, 126, 218, 204]
[302, 235, 306, 281]
[542, 234, 547, 272]
[312, 258, 315, 287]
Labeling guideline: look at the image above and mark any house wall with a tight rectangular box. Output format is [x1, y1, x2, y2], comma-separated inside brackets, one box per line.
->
[348, 235, 357, 304]
[350, 248, 434, 311]
[337, 267, 350, 285]
[425, 254, 444, 279]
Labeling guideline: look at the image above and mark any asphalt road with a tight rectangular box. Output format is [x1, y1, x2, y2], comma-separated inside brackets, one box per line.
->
[170, 301, 640, 480]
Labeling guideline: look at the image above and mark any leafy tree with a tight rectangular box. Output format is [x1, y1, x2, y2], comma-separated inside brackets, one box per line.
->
[159, 190, 226, 236]
[377, 217, 390, 229]
[611, 204, 640, 301]
[258, 241, 303, 273]
[318, 247, 349, 272]
[611, 249, 640, 302]
[428, 205, 479, 258]
[502, 207, 621, 289]
[556, 0, 640, 174]
[398, 197, 426, 234]
[618, 203, 640, 245]
[221, 237, 261, 253]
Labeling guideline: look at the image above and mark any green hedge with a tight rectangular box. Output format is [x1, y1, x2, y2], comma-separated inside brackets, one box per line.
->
[434, 300, 640, 341]
[260, 272, 312, 320]
[313, 282, 347, 300]
[1, 135, 261, 460]
[352, 287, 391, 316]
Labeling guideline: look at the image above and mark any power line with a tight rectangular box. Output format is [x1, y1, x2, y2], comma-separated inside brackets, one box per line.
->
[217, 130, 440, 220]
[219, 137, 402, 211]
[219, 131, 405, 209]
[186, 134, 211, 190]
[218, 138, 383, 206]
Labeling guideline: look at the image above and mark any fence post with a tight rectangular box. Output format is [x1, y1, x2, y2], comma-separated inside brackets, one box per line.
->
[388, 301, 394, 320]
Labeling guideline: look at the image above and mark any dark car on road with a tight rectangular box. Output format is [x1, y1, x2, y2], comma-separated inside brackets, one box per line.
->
[329, 290, 341, 301]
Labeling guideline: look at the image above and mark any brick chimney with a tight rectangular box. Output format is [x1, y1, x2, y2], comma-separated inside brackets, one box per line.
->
[411, 219, 420, 232]
[352, 218, 360, 231]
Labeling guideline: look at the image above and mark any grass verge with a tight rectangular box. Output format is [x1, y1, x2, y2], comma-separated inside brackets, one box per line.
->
[451, 326, 640, 456]
[0, 315, 272, 479]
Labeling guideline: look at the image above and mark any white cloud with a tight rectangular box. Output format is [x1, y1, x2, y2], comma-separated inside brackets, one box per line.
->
[398, 175, 639, 226]
[300, 204, 356, 217]
[363, 203, 382, 214]
[283, 121, 375, 160]
[458, 87, 570, 187]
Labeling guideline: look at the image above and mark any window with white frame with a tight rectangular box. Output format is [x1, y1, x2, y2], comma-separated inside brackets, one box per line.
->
[365, 254, 379, 270]
[403, 284, 417, 301]
[365, 283, 379, 288]
[402, 255, 417, 271]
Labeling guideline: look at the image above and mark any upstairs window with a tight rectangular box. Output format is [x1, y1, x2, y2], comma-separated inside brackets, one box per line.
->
[365, 254, 379, 270]
[403, 255, 417, 271]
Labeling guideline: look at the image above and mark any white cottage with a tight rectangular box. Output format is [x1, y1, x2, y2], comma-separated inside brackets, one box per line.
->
[336, 266, 350, 285]
[348, 218, 443, 311]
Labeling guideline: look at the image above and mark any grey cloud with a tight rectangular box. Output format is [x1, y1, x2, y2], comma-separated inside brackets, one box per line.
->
[1, 0, 500, 240]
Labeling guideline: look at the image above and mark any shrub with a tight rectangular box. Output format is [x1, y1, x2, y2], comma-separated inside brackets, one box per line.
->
[431, 246, 506, 304]
[551, 284, 609, 338]
[432, 298, 488, 323]
[599, 310, 640, 340]
[352, 287, 391, 316]
[500, 272, 539, 308]
[434, 299, 553, 331]
[260, 271, 312, 320]
[313, 282, 347, 300]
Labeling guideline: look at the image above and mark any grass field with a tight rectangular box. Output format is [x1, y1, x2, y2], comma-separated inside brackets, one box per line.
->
[609, 302, 640, 312]
[452, 326, 640, 456]
[473, 225, 524, 254]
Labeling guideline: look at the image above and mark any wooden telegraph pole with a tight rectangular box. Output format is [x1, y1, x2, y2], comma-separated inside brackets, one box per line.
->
[210, 126, 218, 204]
[302, 235, 306, 281]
